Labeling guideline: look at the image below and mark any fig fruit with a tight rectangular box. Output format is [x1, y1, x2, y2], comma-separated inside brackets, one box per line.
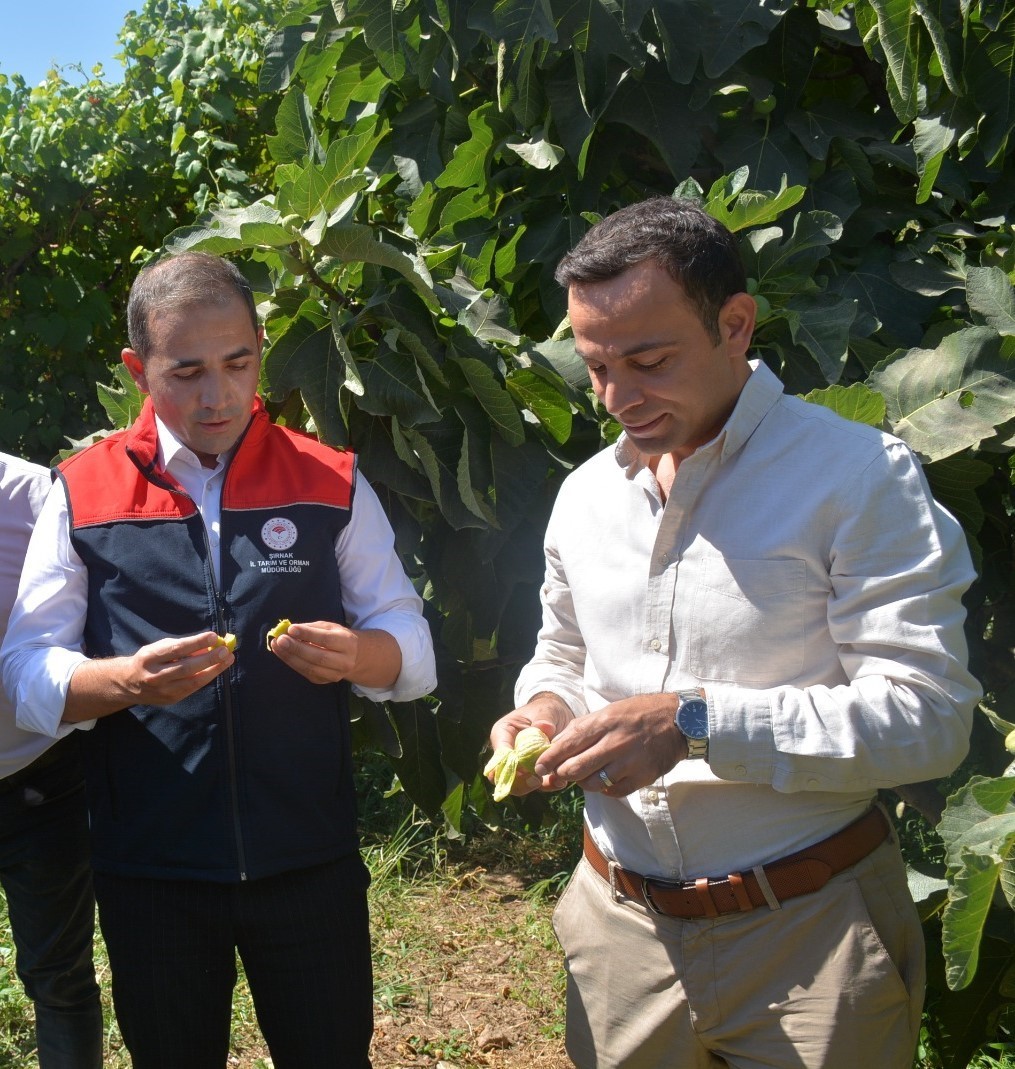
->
[484, 727, 551, 802]
[266, 619, 292, 650]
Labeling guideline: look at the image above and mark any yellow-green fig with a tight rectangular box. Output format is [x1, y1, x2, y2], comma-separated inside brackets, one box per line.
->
[514, 727, 551, 773]
[485, 727, 551, 802]
[266, 619, 292, 650]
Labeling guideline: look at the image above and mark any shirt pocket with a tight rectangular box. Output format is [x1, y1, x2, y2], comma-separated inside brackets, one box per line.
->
[689, 557, 806, 684]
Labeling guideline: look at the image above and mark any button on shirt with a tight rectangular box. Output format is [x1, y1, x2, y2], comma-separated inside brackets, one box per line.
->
[2, 417, 436, 737]
[0, 454, 54, 777]
[515, 360, 981, 880]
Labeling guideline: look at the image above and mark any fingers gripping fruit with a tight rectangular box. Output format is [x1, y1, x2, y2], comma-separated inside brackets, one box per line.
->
[266, 619, 292, 650]
[484, 727, 551, 802]
[216, 633, 237, 652]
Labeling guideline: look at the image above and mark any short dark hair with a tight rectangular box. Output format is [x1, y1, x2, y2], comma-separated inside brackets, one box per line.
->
[555, 197, 747, 344]
[127, 252, 258, 360]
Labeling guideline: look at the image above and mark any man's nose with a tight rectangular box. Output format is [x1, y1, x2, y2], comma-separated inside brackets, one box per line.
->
[200, 374, 228, 409]
[602, 373, 639, 415]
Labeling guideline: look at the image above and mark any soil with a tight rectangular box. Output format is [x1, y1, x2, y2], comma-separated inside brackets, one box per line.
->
[217, 854, 575, 1069]
[368, 869, 572, 1069]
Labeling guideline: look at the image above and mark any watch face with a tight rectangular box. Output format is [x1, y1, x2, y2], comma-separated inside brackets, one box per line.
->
[677, 698, 709, 739]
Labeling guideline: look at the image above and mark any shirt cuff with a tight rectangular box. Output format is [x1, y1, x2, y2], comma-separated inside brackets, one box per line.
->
[704, 683, 776, 784]
[15, 650, 95, 737]
[352, 613, 436, 704]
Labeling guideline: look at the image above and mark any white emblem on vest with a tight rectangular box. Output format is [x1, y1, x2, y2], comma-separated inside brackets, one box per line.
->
[261, 517, 298, 551]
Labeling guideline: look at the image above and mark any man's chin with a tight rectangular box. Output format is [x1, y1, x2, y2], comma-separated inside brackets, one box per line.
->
[188, 427, 242, 463]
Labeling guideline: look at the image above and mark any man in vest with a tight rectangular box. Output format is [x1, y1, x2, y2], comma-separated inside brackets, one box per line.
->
[1, 252, 437, 1069]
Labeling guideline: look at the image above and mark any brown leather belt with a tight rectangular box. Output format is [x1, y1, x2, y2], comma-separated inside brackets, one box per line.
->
[583, 806, 889, 919]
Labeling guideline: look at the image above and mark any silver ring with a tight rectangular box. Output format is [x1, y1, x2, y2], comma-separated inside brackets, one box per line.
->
[598, 769, 615, 789]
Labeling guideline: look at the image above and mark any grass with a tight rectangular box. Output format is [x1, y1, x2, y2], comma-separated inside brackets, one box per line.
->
[0, 755, 577, 1068]
[6, 768, 1015, 1069]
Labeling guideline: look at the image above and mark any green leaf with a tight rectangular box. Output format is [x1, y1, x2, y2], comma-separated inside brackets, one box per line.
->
[165, 199, 291, 254]
[402, 420, 489, 530]
[457, 425, 497, 526]
[357, 347, 442, 427]
[505, 135, 564, 170]
[466, 0, 557, 55]
[856, 0, 921, 123]
[324, 36, 389, 121]
[260, 12, 321, 92]
[356, 0, 408, 80]
[966, 11, 1015, 167]
[96, 364, 144, 430]
[784, 293, 857, 383]
[800, 382, 886, 427]
[436, 103, 501, 189]
[267, 89, 324, 165]
[317, 223, 439, 311]
[706, 179, 806, 233]
[451, 356, 524, 446]
[263, 304, 347, 446]
[745, 212, 843, 298]
[938, 776, 1015, 989]
[868, 328, 1015, 461]
[605, 62, 702, 181]
[967, 266, 1015, 336]
[385, 698, 448, 818]
[653, 0, 794, 82]
[924, 456, 993, 535]
[506, 368, 572, 443]
[276, 118, 385, 218]
[457, 289, 521, 346]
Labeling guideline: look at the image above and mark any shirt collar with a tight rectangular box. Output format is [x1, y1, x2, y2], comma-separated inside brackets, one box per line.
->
[612, 358, 784, 474]
[153, 415, 228, 478]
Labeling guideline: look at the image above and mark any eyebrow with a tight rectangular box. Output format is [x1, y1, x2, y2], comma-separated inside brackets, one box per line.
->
[168, 346, 257, 369]
[575, 339, 677, 361]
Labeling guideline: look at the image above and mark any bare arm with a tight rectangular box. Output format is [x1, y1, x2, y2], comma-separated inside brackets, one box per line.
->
[63, 632, 233, 722]
[269, 622, 402, 689]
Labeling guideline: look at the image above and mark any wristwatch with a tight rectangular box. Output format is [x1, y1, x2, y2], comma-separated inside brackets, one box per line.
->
[675, 688, 709, 760]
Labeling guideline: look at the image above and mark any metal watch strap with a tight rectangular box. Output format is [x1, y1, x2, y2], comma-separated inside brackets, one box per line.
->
[676, 688, 709, 760]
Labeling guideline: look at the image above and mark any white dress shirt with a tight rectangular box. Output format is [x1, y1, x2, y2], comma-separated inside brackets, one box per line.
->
[515, 360, 981, 879]
[2, 416, 436, 737]
[0, 453, 56, 776]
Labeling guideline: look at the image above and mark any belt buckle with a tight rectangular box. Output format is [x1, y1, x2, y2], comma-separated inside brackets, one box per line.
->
[607, 860, 624, 903]
[641, 876, 666, 915]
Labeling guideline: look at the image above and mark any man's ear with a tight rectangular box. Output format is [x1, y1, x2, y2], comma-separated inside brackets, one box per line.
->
[718, 292, 757, 356]
[122, 349, 150, 393]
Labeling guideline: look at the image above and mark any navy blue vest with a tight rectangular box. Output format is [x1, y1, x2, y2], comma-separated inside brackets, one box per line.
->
[60, 398, 361, 881]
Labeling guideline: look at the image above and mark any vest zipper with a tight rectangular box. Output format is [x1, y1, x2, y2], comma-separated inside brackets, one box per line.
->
[206, 523, 248, 882]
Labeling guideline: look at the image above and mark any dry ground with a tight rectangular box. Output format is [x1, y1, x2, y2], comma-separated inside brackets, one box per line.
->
[0, 828, 577, 1069]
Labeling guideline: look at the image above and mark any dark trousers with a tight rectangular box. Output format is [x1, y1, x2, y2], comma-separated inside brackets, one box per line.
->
[0, 735, 103, 1069]
[93, 853, 374, 1069]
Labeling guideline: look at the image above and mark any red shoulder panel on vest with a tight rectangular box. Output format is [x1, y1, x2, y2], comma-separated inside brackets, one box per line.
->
[223, 422, 355, 512]
[59, 435, 196, 529]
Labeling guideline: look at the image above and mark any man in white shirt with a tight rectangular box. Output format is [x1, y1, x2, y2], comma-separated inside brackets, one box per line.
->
[489, 197, 981, 1069]
[2, 252, 437, 1069]
[0, 453, 102, 1069]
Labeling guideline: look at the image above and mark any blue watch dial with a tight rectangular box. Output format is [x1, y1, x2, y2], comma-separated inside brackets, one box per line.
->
[677, 698, 709, 739]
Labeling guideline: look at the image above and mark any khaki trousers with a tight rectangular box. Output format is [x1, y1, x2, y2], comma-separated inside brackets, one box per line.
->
[553, 836, 924, 1069]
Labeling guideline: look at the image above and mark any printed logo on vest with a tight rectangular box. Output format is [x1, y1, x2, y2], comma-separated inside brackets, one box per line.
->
[261, 517, 298, 551]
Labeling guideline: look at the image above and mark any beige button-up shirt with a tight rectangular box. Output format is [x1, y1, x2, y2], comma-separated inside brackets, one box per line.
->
[516, 361, 981, 879]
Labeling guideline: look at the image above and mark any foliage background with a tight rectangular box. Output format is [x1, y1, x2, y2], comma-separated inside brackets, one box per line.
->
[3, 1, 1015, 1065]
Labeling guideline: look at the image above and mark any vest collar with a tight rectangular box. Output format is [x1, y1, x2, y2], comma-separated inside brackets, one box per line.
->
[123, 396, 269, 480]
